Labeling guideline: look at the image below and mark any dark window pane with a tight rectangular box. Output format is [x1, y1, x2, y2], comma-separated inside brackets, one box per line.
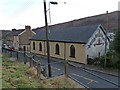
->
[55, 44, 60, 55]
[70, 45, 75, 58]
[39, 42, 42, 51]
[33, 42, 35, 50]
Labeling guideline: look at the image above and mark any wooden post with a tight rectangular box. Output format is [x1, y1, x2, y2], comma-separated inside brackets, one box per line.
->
[17, 51, 18, 61]
[64, 43, 68, 78]
[65, 60, 68, 78]
[44, 0, 51, 77]
[23, 46, 27, 64]
[104, 11, 108, 68]
[37, 60, 41, 78]
[29, 56, 33, 67]
[32, 56, 34, 67]
[10, 50, 12, 57]
[32, 55, 35, 66]
[24, 51, 26, 64]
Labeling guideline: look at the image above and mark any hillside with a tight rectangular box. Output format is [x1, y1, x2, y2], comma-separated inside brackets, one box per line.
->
[33, 11, 119, 33]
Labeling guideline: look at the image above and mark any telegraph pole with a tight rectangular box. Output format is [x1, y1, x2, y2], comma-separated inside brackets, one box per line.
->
[43, 0, 51, 77]
[104, 11, 108, 68]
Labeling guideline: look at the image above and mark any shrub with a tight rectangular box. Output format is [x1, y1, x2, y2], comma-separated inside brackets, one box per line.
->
[93, 50, 119, 69]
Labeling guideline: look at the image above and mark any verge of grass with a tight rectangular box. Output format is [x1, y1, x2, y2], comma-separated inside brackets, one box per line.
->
[2, 54, 84, 88]
[41, 76, 84, 88]
[2, 54, 42, 88]
[0, 54, 2, 89]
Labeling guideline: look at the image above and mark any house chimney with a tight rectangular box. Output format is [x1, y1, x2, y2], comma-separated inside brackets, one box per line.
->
[106, 11, 108, 14]
[25, 25, 31, 31]
[12, 29, 16, 31]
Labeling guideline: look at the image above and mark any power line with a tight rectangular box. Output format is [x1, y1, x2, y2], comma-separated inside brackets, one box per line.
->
[11, 0, 36, 17]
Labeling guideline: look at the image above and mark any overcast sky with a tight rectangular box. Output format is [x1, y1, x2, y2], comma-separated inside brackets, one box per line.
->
[0, 0, 119, 30]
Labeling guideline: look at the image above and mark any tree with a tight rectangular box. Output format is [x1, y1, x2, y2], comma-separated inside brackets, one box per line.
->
[113, 30, 120, 68]
[113, 30, 120, 55]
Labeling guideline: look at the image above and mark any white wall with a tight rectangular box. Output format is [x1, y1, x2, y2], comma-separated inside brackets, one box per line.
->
[86, 26, 109, 59]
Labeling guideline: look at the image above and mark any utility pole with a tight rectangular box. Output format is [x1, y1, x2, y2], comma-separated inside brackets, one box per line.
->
[104, 11, 108, 68]
[43, 0, 51, 77]
[64, 43, 68, 78]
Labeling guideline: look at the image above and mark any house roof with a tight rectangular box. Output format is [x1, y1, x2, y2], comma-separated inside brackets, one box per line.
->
[31, 24, 101, 44]
[6, 29, 25, 36]
[0, 30, 11, 38]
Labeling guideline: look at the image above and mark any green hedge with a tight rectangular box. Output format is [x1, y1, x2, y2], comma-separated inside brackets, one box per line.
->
[93, 51, 120, 69]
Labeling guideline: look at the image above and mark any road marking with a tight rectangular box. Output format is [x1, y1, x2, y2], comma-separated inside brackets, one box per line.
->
[87, 80, 94, 84]
[71, 73, 98, 84]
[51, 66, 61, 72]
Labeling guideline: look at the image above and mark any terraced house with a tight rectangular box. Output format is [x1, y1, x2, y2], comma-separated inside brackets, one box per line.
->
[30, 24, 110, 64]
[6, 26, 35, 51]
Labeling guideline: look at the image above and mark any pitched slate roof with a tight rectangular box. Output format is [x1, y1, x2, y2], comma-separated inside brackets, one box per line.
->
[32, 11, 119, 33]
[32, 28, 44, 34]
[31, 24, 100, 44]
[7, 29, 25, 36]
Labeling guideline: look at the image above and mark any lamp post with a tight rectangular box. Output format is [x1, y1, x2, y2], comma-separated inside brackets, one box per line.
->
[43, 0, 58, 77]
[48, 1, 58, 24]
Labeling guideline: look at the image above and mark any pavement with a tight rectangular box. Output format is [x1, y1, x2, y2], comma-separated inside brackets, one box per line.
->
[46, 56, 119, 77]
[68, 61, 119, 77]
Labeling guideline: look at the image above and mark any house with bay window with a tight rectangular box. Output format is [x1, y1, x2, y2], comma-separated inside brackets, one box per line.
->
[30, 24, 110, 64]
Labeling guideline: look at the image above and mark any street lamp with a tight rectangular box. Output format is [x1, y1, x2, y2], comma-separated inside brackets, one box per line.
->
[50, 1, 58, 4]
[48, 1, 58, 24]
[43, 0, 58, 77]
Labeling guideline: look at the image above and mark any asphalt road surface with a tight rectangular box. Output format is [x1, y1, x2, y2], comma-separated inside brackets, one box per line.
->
[29, 53, 119, 89]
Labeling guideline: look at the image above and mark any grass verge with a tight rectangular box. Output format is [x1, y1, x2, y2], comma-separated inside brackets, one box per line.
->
[2, 54, 84, 88]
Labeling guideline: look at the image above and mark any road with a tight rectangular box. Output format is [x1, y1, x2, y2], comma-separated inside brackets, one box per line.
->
[26, 52, 120, 89]
[2, 49, 120, 89]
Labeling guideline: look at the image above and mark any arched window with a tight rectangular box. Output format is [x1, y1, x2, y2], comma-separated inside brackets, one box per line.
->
[55, 44, 60, 55]
[33, 42, 35, 50]
[39, 42, 42, 51]
[70, 45, 75, 58]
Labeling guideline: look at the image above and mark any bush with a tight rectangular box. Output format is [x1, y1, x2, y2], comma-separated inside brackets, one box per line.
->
[87, 58, 94, 64]
[93, 50, 119, 69]
[113, 54, 120, 69]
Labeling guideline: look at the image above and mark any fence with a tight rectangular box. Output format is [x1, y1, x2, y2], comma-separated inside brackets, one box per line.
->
[2, 48, 66, 78]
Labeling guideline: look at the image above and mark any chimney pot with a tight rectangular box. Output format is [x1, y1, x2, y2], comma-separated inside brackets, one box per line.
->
[25, 25, 31, 31]
[106, 11, 108, 14]
[12, 29, 16, 31]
